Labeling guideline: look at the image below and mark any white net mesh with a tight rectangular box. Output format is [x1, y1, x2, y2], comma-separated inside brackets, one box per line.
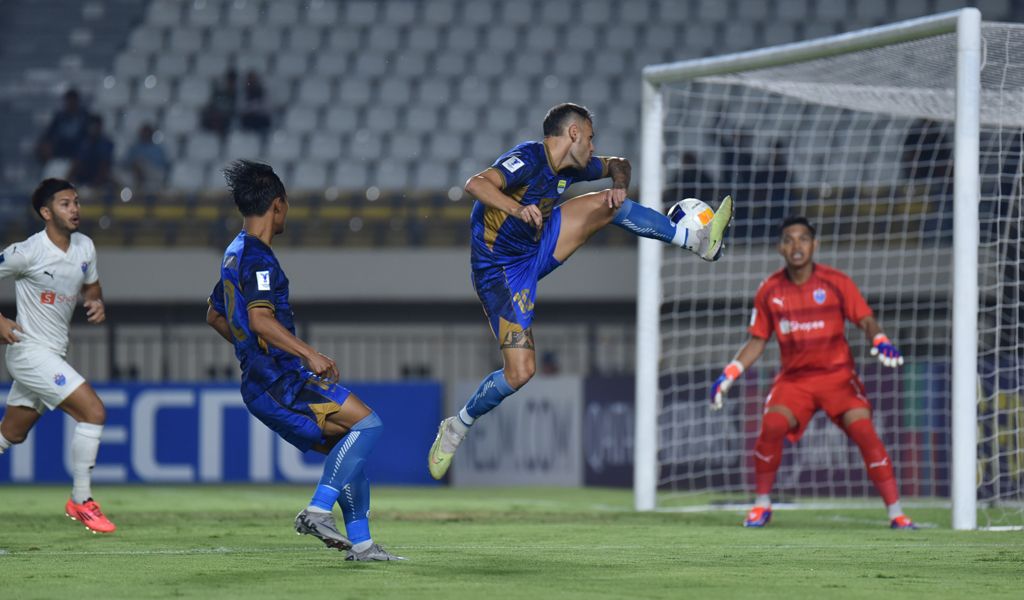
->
[653, 22, 1024, 528]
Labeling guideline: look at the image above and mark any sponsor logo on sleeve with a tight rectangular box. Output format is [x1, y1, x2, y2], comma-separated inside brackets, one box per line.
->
[502, 155, 525, 173]
[81, 261, 89, 273]
[749, 308, 758, 327]
[557, 179, 567, 194]
[54, 373, 66, 386]
[256, 271, 271, 291]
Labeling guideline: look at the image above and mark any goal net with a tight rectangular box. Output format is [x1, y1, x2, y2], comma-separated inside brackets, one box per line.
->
[635, 10, 1024, 530]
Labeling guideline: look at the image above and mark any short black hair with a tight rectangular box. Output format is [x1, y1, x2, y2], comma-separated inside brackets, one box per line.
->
[31, 178, 75, 219]
[780, 216, 816, 238]
[223, 160, 286, 216]
[542, 103, 593, 137]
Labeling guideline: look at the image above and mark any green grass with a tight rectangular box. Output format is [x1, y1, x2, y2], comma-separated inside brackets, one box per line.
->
[0, 485, 1021, 599]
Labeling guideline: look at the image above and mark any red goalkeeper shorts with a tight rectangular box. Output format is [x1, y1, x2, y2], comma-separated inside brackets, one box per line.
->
[764, 368, 872, 443]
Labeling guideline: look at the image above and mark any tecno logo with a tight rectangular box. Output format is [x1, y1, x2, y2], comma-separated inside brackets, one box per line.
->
[39, 291, 78, 305]
[779, 318, 826, 335]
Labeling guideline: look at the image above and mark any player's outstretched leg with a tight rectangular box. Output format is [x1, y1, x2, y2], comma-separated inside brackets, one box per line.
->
[428, 368, 517, 480]
[845, 417, 916, 529]
[298, 412, 384, 551]
[744, 411, 789, 527]
[610, 196, 733, 261]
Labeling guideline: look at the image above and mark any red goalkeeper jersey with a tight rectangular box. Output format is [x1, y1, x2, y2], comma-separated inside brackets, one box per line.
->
[748, 263, 873, 378]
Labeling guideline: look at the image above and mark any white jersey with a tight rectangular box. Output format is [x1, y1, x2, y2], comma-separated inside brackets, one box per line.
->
[0, 230, 99, 355]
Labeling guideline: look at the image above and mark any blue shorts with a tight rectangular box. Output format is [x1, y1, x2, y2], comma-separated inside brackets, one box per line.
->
[246, 371, 353, 452]
[472, 207, 563, 340]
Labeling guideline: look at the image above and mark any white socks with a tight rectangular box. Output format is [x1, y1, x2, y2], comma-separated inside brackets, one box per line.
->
[454, 410, 473, 433]
[0, 432, 11, 455]
[71, 423, 103, 503]
[886, 501, 904, 520]
[754, 494, 772, 508]
[351, 539, 373, 553]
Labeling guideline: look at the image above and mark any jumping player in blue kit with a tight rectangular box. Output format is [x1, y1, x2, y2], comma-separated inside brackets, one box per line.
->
[205, 160, 403, 561]
[428, 103, 734, 478]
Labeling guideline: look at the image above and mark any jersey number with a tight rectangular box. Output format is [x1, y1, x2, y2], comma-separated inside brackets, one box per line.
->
[223, 280, 248, 342]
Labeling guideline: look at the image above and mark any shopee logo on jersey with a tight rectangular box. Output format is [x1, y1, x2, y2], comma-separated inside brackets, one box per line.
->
[778, 318, 826, 335]
[39, 291, 78, 305]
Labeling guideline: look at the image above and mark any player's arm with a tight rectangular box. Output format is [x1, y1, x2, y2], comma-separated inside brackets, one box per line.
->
[603, 156, 631, 208]
[464, 167, 542, 230]
[0, 245, 28, 343]
[710, 336, 768, 410]
[205, 304, 233, 344]
[247, 306, 339, 382]
[858, 315, 904, 368]
[81, 281, 105, 324]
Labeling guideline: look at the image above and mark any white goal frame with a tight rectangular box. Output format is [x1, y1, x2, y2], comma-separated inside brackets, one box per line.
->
[634, 9, 981, 530]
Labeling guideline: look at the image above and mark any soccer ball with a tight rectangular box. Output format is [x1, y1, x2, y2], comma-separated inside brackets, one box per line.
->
[667, 197, 714, 231]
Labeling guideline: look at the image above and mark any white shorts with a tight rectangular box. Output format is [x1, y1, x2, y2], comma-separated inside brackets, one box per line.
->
[4, 345, 86, 413]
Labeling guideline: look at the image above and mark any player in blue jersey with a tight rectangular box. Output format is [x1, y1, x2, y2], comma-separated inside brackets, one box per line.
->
[428, 103, 734, 478]
[205, 160, 402, 561]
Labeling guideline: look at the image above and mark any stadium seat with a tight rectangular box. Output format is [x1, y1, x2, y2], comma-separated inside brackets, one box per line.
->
[185, 133, 222, 163]
[293, 162, 329, 190]
[540, 2, 572, 23]
[405, 106, 439, 134]
[120, 106, 159, 137]
[391, 135, 424, 161]
[147, 0, 181, 27]
[226, 0, 260, 27]
[345, 1, 378, 25]
[469, 132, 506, 161]
[207, 26, 244, 53]
[304, 0, 339, 25]
[435, 50, 471, 78]
[225, 131, 264, 161]
[249, 26, 284, 54]
[366, 26, 403, 53]
[440, 104, 479, 134]
[324, 25, 363, 52]
[777, 0, 812, 22]
[407, 28, 441, 52]
[286, 25, 322, 53]
[162, 105, 198, 136]
[762, 22, 799, 47]
[136, 77, 173, 107]
[323, 106, 360, 134]
[428, 132, 463, 161]
[496, 80, 531, 106]
[267, 1, 300, 26]
[347, 130, 383, 161]
[422, 0, 456, 25]
[175, 76, 210, 108]
[234, 53, 270, 75]
[186, 1, 220, 27]
[297, 79, 332, 107]
[312, 53, 349, 78]
[891, 0, 930, 20]
[192, 53, 230, 78]
[154, 54, 190, 79]
[337, 77, 374, 106]
[93, 78, 132, 110]
[442, 25, 478, 51]
[656, 0, 689, 22]
[115, 53, 149, 79]
[374, 159, 411, 190]
[393, 52, 428, 77]
[128, 26, 164, 54]
[618, 0, 651, 25]
[578, 80, 613, 108]
[267, 131, 304, 163]
[169, 28, 204, 53]
[462, 2, 495, 25]
[354, 54, 389, 77]
[457, 76, 492, 106]
[333, 161, 371, 191]
[412, 160, 453, 191]
[308, 132, 343, 162]
[364, 106, 401, 133]
[500, 0, 533, 26]
[538, 77, 573, 108]
[417, 79, 452, 107]
[385, 1, 419, 25]
[169, 162, 205, 192]
[565, 28, 596, 52]
[377, 80, 413, 107]
[480, 104, 520, 135]
[816, 0, 849, 20]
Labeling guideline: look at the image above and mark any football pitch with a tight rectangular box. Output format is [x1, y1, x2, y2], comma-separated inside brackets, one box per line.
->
[0, 485, 1021, 599]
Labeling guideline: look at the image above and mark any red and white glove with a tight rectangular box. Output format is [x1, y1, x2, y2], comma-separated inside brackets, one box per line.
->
[870, 334, 904, 368]
[710, 360, 744, 411]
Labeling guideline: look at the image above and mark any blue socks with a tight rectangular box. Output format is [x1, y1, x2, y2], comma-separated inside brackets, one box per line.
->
[462, 369, 517, 423]
[339, 473, 371, 545]
[308, 412, 383, 512]
[611, 199, 677, 244]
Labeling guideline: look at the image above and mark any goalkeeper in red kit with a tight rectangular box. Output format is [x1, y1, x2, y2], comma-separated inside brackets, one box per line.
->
[711, 216, 915, 529]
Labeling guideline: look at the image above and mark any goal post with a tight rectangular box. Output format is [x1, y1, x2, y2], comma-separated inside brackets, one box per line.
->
[635, 8, 1022, 530]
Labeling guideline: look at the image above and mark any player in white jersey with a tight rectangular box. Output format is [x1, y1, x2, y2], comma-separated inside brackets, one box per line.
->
[0, 178, 115, 533]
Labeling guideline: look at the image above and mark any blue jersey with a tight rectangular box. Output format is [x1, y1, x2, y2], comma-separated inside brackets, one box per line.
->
[470, 141, 606, 271]
[209, 231, 302, 402]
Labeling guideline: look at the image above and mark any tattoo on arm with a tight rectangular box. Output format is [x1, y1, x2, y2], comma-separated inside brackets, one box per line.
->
[608, 158, 631, 190]
[500, 328, 535, 350]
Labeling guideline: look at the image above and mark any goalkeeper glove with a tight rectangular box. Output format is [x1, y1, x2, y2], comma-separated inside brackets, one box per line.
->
[710, 360, 744, 411]
[870, 334, 904, 368]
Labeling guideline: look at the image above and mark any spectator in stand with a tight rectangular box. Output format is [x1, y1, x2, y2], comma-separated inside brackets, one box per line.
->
[35, 89, 91, 173]
[121, 123, 170, 193]
[239, 71, 272, 134]
[201, 68, 238, 136]
[68, 115, 115, 189]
